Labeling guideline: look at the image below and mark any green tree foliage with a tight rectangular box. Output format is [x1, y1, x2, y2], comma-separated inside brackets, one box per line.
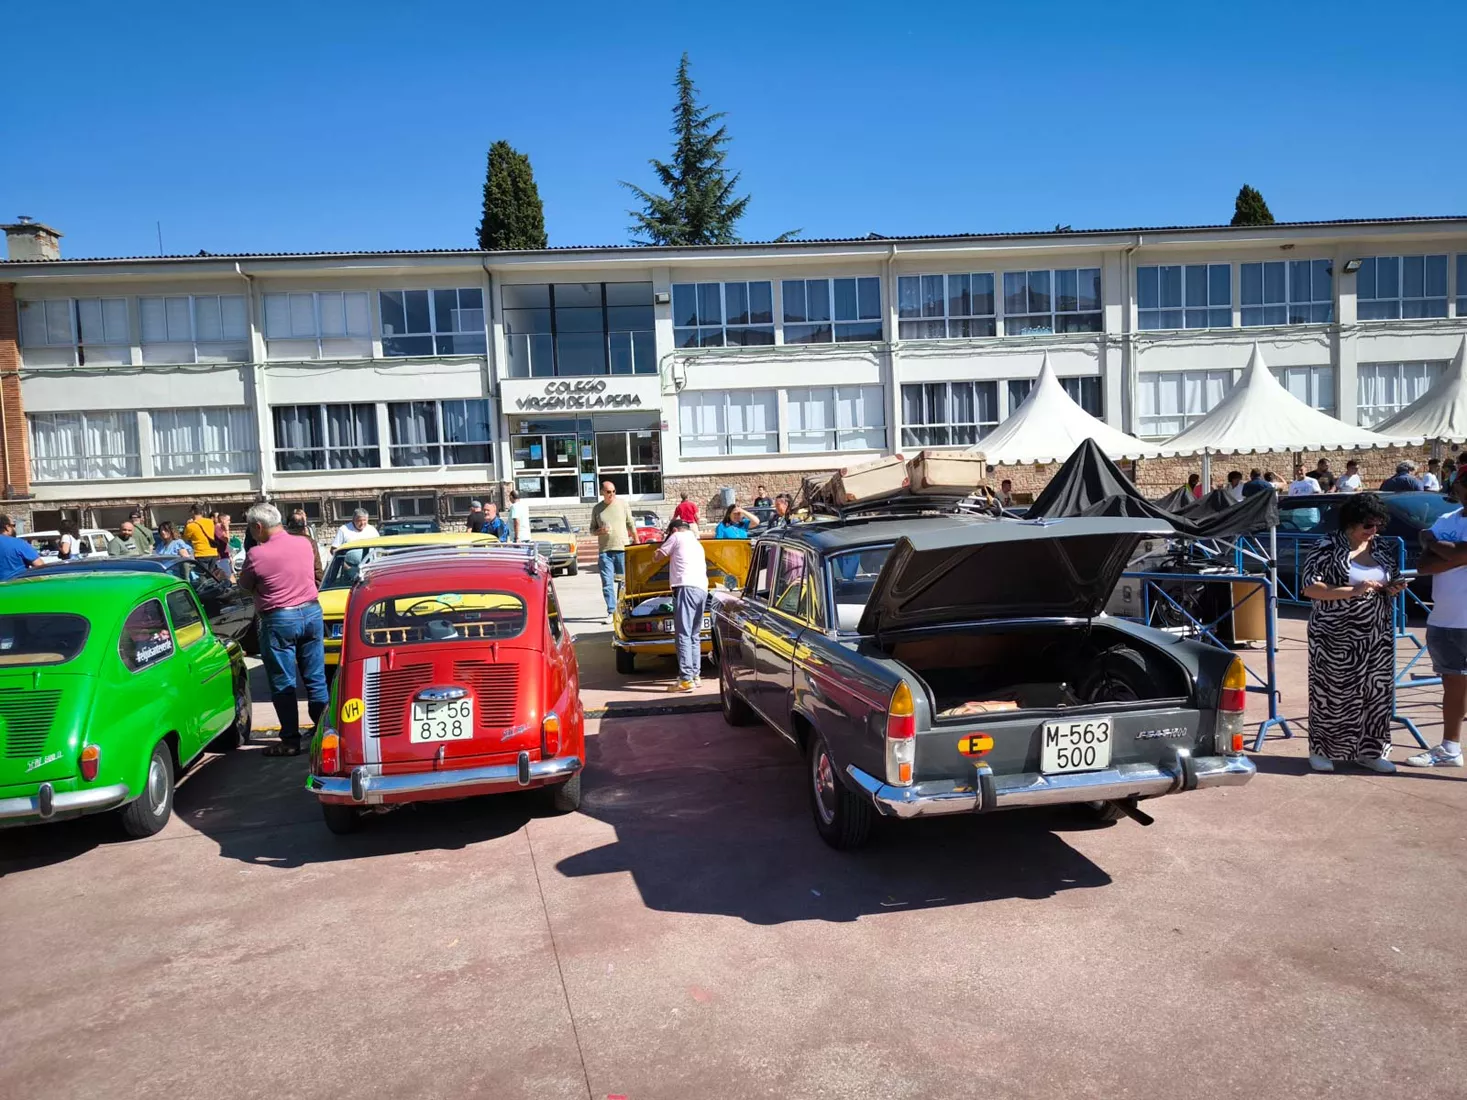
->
[1230, 184, 1275, 227]
[623, 54, 754, 246]
[477, 141, 548, 251]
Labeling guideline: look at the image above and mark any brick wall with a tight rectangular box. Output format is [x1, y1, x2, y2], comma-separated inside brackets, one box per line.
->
[0, 284, 30, 499]
[664, 470, 835, 517]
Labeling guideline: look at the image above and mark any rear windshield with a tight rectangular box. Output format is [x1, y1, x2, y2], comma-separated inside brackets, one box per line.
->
[360, 591, 528, 646]
[1387, 493, 1457, 529]
[531, 517, 569, 533]
[322, 546, 383, 590]
[0, 613, 91, 666]
[828, 546, 893, 632]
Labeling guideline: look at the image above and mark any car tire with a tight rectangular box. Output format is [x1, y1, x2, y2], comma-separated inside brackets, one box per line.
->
[808, 732, 873, 850]
[567, 560, 578, 577]
[242, 622, 260, 658]
[1077, 647, 1160, 704]
[718, 651, 756, 727]
[118, 742, 174, 838]
[615, 648, 636, 675]
[1080, 800, 1126, 824]
[548, 771, 583, 813]
[321, 803, 361, 835]
[212, 678, 253, 752]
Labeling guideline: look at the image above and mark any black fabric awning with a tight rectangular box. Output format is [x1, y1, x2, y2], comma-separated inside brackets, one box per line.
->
[1024, 439, 1277, 538]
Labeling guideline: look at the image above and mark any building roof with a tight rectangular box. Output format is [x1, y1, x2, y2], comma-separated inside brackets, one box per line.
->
[3, 215, 1464, 267]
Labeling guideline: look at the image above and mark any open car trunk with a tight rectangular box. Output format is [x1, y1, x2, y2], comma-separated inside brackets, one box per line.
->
[883, 620, 1192, 720]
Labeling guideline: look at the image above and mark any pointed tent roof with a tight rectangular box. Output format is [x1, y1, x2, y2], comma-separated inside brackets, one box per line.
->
[971, 354, 1161, 464]
[1376, 337, 1467, 443]
[1162, 344, 1413, 455]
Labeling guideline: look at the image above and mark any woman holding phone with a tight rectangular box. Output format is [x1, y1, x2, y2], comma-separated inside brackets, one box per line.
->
[1299, 492, 1408, 772]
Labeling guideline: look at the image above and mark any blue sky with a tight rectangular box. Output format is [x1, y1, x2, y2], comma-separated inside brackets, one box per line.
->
[4, 0, 1463, 258]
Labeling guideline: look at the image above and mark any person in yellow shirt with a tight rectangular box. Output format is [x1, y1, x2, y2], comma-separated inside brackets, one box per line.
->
[183, 502, 219, 560]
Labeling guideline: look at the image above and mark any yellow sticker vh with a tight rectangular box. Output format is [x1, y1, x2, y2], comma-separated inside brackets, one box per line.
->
[340, 697, 364, 724]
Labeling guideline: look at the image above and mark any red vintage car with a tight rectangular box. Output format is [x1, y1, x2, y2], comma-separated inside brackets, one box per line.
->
[633, 509, 664, 544]
[306, 544, 585, 834]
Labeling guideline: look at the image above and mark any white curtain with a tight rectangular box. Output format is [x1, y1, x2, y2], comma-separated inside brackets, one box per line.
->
[678, 392, 725, 457]
[155, 408, 256, 476]
[325, 404, 378, 468]
[836, 385, 885, 450]
[787, 386, 835, 451]
[29, 413, 82, 480]
[728, 389, 777, 454]
[82, 412, 138, 479]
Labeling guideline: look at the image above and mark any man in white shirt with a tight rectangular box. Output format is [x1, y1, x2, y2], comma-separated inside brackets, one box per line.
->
[653, 518, 707, 693]
[1423, 458, 1442, 492]
[1411, 475, 1467, 767]
[1336, 460, 1363, 493]
[331, 509, 379, 549]
[1287, 464, 1322, 496]
[508, 489, 531, 542]
[1225, 471, 1245, 502]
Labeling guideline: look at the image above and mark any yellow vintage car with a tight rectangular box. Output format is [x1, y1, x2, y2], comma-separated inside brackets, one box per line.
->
[528, 514, 579, 576]
[612, 539, 752, 675]
[319, 532, 498, 667]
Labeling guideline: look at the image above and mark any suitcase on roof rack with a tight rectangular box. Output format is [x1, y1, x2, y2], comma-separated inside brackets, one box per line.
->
[905, 450, 987, 495]
[825, 454, 909, 504]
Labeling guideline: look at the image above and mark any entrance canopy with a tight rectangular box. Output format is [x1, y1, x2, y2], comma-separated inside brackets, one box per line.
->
[1376, 337, 1467, 443]
[1162, 344, 1413, 456]
[970, 354, 1160, 464]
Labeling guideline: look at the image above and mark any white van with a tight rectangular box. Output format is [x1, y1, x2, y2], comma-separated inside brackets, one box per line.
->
[23, 528, 114, 562]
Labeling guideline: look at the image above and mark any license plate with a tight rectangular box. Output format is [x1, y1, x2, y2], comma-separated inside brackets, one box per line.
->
[659, 618, 674, 632]
[1041, 717, 1112, 774]
[702, 615, 711, 630]
[410, 698, 475, 743]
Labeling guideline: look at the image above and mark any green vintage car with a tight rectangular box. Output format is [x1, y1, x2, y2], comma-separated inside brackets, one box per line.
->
[0, 572, 251, 836]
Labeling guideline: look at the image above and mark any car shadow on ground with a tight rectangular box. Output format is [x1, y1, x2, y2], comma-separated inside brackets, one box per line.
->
[554, 714, 1114, 925]
[0, 815, 127, 877]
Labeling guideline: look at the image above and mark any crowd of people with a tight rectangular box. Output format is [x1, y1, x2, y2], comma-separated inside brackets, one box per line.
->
[1208, 455, 1450, 502]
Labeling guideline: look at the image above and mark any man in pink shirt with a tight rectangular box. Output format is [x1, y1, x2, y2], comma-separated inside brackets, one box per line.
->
[239, 502, 327, 755]
[654, 518, 708, 692]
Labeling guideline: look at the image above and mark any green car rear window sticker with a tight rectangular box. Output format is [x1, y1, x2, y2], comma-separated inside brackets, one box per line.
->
[119, 599, 175, 672]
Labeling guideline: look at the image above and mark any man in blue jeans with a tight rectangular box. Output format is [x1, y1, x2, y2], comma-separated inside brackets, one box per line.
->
[589, 480, 636, 623]
[238, 502, 328, 756]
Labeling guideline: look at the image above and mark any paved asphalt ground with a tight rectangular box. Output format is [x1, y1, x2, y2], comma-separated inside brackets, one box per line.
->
[2, 570, 1465, 1099]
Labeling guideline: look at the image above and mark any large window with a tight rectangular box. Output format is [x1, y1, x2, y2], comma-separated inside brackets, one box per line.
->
[1356, 255, 1448, 320]
[503, 283, 654, 377]
[672, 281, 775, 347]
[140, 295, 249, 363]
[1002, 269, 1102, 335]
[386, 399, 493, 466]
[263, 291, 371, 359]
[378, 288, 486, 357]
[1005, 376, 1103, 418]
[1137, 264, 1231, 330]
[786, 386, 886, 452]
[1272, 366, 1335, 417]
[1357, 361, 1449, 427]
[272, 403, 379, 471]
[1459, 256, 1467, 318]
[896, 273, 996, 339]
[18, 298, 131, 366]
[782, 277, 882, 344]
[152, 408, 258, 476]
[1241, 260, 1332, 326]
[678, 390, 778, 456]
[900, 381, 999, 446]
[29, 411, 141, 481]
[511, 430, 581, 498]
[595, 430, 662, 496]
[1136, 370, 1236, 438]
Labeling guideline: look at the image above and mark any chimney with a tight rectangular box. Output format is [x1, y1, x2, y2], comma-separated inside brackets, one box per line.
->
[3, 216, 62, 261]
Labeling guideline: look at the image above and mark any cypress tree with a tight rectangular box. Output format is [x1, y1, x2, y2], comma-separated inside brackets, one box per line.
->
[1230, 184, 1275, 227]
[623, 54, 752, 246]
[477, 141, 548, 251]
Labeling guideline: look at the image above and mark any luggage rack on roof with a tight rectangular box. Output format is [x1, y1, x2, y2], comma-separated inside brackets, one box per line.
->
[358, 542, 545, 580]
[802, 488, 1002, 523]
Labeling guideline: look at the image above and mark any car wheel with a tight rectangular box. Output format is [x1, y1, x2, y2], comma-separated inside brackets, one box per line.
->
[118, 742, 174, 838]
[719, 651, 756, 727]
[321, 803, 361, 835]
[212, 677, 253, 752]
[1080, 800, 1126, 824]
[242, 622, 260, 657]
[614, 648, 636, 675]
[808, 732, 873, 850]
[567, 560, 578, 577]
[548, 771, 582, 813]
[1077, 647, 1158, 704]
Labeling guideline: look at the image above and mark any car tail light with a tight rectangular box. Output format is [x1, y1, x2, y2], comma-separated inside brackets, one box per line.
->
[1216, 659, 1247, 755]
[319, 731, 341, 775]
[885, 682, 916, 787]
[542, 712, 561, 756]
[79, 744, 100, 782]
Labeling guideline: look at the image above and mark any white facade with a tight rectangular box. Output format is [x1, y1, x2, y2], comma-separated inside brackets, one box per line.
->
[4, 217, 1466, 519]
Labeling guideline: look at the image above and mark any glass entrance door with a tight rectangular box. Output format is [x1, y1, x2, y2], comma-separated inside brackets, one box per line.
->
[595, 430, 662, 497]
[511, 431, 581, 498]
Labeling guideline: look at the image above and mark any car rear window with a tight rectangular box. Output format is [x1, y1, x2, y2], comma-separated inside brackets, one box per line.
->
[828, 545, 893, 632]
[360, 590, 528, 646]
[0, 613, 90, 666]
[1387, 493, 1456, 529]
[322, 546, 379, 590]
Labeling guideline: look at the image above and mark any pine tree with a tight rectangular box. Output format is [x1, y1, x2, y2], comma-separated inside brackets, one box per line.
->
[623, 54, 753, 246]
[1231, 184, 1275, 227]
[476, 141, 547, 251]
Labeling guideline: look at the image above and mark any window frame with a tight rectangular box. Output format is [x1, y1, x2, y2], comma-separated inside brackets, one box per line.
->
[118, 598, 175, 674]
[1356, 361, 1450, 427]
[677, 389, 779, 456]
[271, 403, 381, 471]
[1355, 255, 1449, 321]
[899, 380, 999, 447]
[28, 410, 142, 482]
[1135, 369, 1238, 438]
[164, 587, 209, 650]
[18, 297, 131, 366]
[1001, 268, 1102, 336]
[378, 287, 487, 357]
[1240, 259, 1333, 326]
[139, 294, 250, 363]
[262, 290, 372, 358]
[895, 272, 999, 339]
[1136, 263, 1232, 330]
[672, 280, 776, 348]
[1272, 365, 1336, 418]
[151, 406, 258, 477]
[502, 282, 656, 377]
[786, 385, 887, 453]
[781, 277, 883, 344]
[386, 398, 494, 468]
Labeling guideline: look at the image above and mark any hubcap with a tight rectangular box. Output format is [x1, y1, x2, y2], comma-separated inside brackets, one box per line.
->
[147, 756, 168, 816]
[813, 748, 836, 824]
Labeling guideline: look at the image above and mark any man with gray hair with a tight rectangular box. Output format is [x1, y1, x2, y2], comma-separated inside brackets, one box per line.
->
[1381, 460, 1425, 493]
[239, 502, 328, 756]
[331, 507, 379, 549]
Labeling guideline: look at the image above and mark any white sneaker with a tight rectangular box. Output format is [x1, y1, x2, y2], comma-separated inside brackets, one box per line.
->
[1405, 744, 1465, 768]
[1353, 755, 1397, 774]
[1309, 753, 1335, 772]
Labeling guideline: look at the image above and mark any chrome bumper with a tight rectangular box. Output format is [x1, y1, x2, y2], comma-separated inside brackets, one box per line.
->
[0, 782, 131, 822]
[307, 753, 581, 805]
[614, 636, 711, 651]
[846, 751, 1256, 819]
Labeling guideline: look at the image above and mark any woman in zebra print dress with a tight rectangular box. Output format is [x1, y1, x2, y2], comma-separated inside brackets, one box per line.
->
[1299, 493, 1408, 772]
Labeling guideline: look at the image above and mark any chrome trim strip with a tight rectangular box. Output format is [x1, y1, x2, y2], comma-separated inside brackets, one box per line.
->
[613, 637, 713, 651]
[415, 686, 468, 702]
[0, 783, 131, 822]
[844, 753, 1256, 820]
[308, 755, 582, 804]
[362, 656, 381, 766]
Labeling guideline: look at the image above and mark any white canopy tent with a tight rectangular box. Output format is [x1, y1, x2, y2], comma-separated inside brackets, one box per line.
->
[969, 354, 1161, 464]
[1376, 337, 1467, 444]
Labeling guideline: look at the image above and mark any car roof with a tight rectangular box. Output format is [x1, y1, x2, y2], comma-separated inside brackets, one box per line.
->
[39, 556, 178, 574]
[0, 570, 179, 609]
[329, 532, 493, 553]
[355, 552, 544, 597]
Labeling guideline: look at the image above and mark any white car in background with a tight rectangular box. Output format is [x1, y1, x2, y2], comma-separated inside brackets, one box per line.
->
[23, 528, 114, 562]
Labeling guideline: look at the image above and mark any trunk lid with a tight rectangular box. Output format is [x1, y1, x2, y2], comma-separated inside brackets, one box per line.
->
[623, 539, 753, 597]
[857, 516, 1172, 634]
[0, 670, 95, 786]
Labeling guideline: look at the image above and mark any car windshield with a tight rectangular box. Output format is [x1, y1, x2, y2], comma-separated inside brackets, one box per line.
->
[360, 590, 528, 646]
[531, 517, 569, 533]
[828, 545, 894, 632]
[1387, 493, 1457, 529]
[0, 613, 90, 666]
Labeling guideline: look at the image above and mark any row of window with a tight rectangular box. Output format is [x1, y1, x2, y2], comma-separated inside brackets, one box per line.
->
[676, 386, 887, 456]
[271, 400, 494, 471]
[899, 377, 1103, 446]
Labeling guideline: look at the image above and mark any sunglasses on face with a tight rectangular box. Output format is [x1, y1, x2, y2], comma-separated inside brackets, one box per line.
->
[1361, 521, 1382, 530]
